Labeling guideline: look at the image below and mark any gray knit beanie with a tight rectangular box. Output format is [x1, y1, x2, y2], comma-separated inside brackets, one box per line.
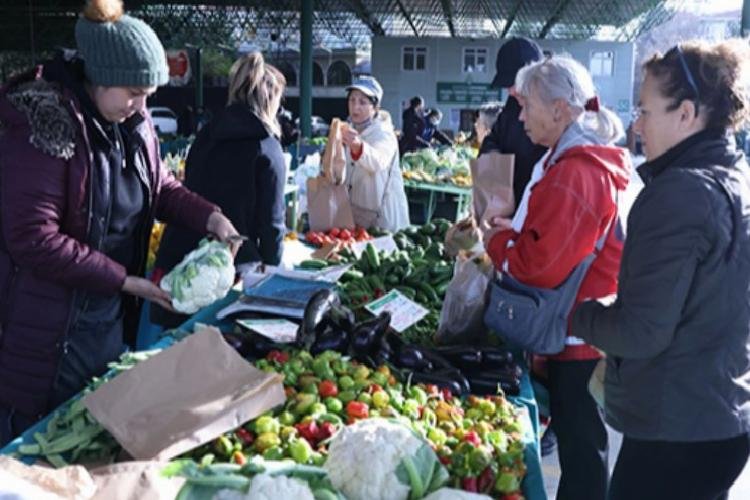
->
[75, 0, 168, 87]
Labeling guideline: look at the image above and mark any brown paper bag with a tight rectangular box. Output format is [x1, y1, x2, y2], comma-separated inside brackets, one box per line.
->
[470, 152, 515, 227]
[90, 461, 184, 500]
[306, 175, 355, 232]
[0, 456, 96, 499]
[82, 327, 285, 461]
[321, 118, 348, 185]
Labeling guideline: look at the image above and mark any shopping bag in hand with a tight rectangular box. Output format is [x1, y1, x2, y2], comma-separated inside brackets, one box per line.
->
[470, 152, 515, 228]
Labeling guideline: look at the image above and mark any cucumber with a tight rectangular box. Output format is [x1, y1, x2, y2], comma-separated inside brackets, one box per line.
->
[299, 259, 329, 270]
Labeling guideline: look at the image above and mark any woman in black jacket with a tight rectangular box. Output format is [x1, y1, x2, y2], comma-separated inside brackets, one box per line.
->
[573, 40, 750, 500]
[152, 52, 287, 327]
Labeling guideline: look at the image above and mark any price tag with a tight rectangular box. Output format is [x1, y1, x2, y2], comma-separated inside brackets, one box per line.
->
[364, 290, 429, 333]
[235, 319, 299, 343]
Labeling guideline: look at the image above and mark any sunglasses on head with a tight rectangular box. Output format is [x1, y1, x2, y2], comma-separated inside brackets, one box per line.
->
[670, 45, 701, 116]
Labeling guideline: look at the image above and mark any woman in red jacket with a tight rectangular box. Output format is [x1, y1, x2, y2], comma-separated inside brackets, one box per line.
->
[484, 56, 631, 500]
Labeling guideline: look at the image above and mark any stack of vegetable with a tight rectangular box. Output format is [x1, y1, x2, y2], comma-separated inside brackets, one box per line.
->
[401, 146, 476, 187]
[187, 348, 527, 498]
[304, 227, 374, 248]
[300, 220, 454, 346]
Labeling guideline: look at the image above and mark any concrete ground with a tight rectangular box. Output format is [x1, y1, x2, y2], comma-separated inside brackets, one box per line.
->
[541, 426, 750, 499]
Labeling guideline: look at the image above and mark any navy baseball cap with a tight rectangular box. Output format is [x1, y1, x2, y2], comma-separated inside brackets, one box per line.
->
[491, 37, 544, 88]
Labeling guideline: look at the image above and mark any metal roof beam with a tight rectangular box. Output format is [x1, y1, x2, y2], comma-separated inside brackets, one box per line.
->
[538, 0, 574, 39]
[440, 0, 456, 37]
[395, 0, 419, 37]
[345, 0, 386, 36]
[500, 0, 523, 38]
[479, 0, 503, 37]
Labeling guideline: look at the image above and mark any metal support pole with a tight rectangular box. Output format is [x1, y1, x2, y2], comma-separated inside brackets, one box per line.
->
[742, 0, 750, 37]
[300, 0, 313, 138]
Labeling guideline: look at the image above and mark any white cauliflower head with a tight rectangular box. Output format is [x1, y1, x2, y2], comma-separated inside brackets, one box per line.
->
[423, 488, 493, 500]
[323, 419, 426, 500]
[212, 473, 314, 500]
[161, 239, 235, 314]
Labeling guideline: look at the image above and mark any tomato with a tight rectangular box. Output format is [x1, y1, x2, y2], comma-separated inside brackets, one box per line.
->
[346, 400, 369, 419]
[339, 229, 352, 240]
[266, 350, 289, 363]
[329, 228, 340, 238]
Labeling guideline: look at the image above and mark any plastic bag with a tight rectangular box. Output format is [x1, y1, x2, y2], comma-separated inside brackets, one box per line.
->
[435, 251, 494, 345]
[444, 216, 481, 258]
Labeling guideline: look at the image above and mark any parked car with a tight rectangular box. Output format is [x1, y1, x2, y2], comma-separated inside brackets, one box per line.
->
[295, 115, 330, 137]
[148, 106, 178, 135]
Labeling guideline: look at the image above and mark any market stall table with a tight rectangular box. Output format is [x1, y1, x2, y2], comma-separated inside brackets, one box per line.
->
[404, 180, 471, 223]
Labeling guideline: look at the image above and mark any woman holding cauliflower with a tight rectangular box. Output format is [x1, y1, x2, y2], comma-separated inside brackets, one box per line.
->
[0, 0, 239, 446]
[342, 76, 410, 232]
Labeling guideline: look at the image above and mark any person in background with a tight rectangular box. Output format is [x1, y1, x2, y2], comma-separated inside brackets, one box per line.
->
[484, 55, 630, 500]
[399, 95, 429, 155]
[474, 101, 503, 147]
[153, 51, 288, 328]
[0, 0, 240, 446]
[278, 105, 299, 148]
[421, 108, 453, 148]
[573, 40, 750, 500]
[342, 76, 410, 232]
[481, 36, 547, 208]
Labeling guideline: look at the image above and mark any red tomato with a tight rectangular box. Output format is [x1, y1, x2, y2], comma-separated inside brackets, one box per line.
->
[339, 229, 352, 240]
[318, 380, 339, 398]
[329, 228, 340, 238]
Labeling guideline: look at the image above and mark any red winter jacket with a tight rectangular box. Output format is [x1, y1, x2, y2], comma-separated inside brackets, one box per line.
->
[487, 141, 631, 361]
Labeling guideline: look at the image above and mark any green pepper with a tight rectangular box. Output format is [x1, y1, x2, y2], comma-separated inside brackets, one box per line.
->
[357, 392, 372, 406]
[280, 426, 298, 442]
[486, 430, 509, 453]
[370, 371, 388, 387]
[311, 451, 326, 466]
[302, 383, 319, 395]
[495, 471, 521, 493]
[262, 445, 285, 461]
[293, 393, 318, 416]
[465, 407, 484, 422]
[255, 432, 281, 452]
[309, 402, 328, 417]
[468, 446, 493, 475]
[427, 427, 448, 446]
[289, 359, 306, 375]
[255, 416, 280, 435]
[214, 436, 233, 457]
[325, 397, 343, 414]
[353, 365, 370, 381]
[289, 438, 313, 464]
[338, 390, 356, 403]
[279, 411, 296, 426]
[312, 358, 335, 380]
[408, 386, 428, 406]
[402, 399, 420, 419]
[338, 376, 355, 390]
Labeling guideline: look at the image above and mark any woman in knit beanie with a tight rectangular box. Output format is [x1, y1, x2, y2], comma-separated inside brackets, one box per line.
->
[0, 0, 241, 445]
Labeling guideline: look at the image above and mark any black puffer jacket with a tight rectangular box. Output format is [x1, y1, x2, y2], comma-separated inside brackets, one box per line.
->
[573, 129, 750, 442]
[479, 96, 546, 207]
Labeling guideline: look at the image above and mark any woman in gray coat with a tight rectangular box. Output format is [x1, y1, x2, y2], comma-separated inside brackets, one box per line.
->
[573, 40, 750, 500]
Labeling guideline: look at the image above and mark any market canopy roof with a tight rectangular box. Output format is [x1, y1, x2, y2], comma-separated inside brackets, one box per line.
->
[1, 0, 679, 52]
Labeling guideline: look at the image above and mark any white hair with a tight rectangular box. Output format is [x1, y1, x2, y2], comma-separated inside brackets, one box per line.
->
[515, 56, 624, 144]
[477, 101, 503, 130]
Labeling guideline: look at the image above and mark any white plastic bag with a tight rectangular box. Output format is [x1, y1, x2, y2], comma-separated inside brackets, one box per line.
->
[435, 251, 494, 344]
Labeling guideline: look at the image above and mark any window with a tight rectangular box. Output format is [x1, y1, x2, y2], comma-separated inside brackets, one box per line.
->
[327, 60, 352, 86]
[463, 47, 488, 73]
[313, 62, 324, 86]
[402, 46, 427, 71]
[590, 51, 615, 77]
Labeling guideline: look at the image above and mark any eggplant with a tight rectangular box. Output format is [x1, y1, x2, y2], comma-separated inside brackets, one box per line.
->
[297, 289, 340, 349]
[419, 348, 458, 372]
[432, 345, 483, 372]
[437, 368, 472, 395]
[348, 311, 392, 360]
[328, 304, 357, 333]
[249, 333, 286, 357]
[395, 345, 433, 371]
[468, 374, 521, 396]
[480, 347, 515, 367]
[310, 327, 350, 355]
[482, 364, 523, 380]
[407, 370, 465, 396]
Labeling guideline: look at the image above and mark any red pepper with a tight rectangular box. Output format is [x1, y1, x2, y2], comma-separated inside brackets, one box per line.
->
[368, 383, 383, 394]
[235, 428, 255, 446]
[463, 431, 482, 447]
[346, 400, 369, 420]
[295, 421, 320, 445]
[316, 421, 337, 441]
[440, 388, 453, 401]
[318, 380, 339, 398]
[478, 466, 496, 493]
[439, 455, 452, 465]
[501, 494, 524, 500]
[462, 476, 479, 492]
[267, 350, 289, 363]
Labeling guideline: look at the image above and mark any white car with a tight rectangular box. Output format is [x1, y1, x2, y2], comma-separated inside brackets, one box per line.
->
[295, 115, 330, 137]
[148, 106, 178, 135]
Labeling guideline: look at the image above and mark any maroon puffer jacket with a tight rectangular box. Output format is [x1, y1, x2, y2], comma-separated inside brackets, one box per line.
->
[0, 64, 218, 418]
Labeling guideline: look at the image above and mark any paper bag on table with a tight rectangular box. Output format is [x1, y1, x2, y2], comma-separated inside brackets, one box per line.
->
[82, 327, 285, 461]
[306, 175, 355, 232]
[0, 456, 96, 500]
[470, 152, 515, 227]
